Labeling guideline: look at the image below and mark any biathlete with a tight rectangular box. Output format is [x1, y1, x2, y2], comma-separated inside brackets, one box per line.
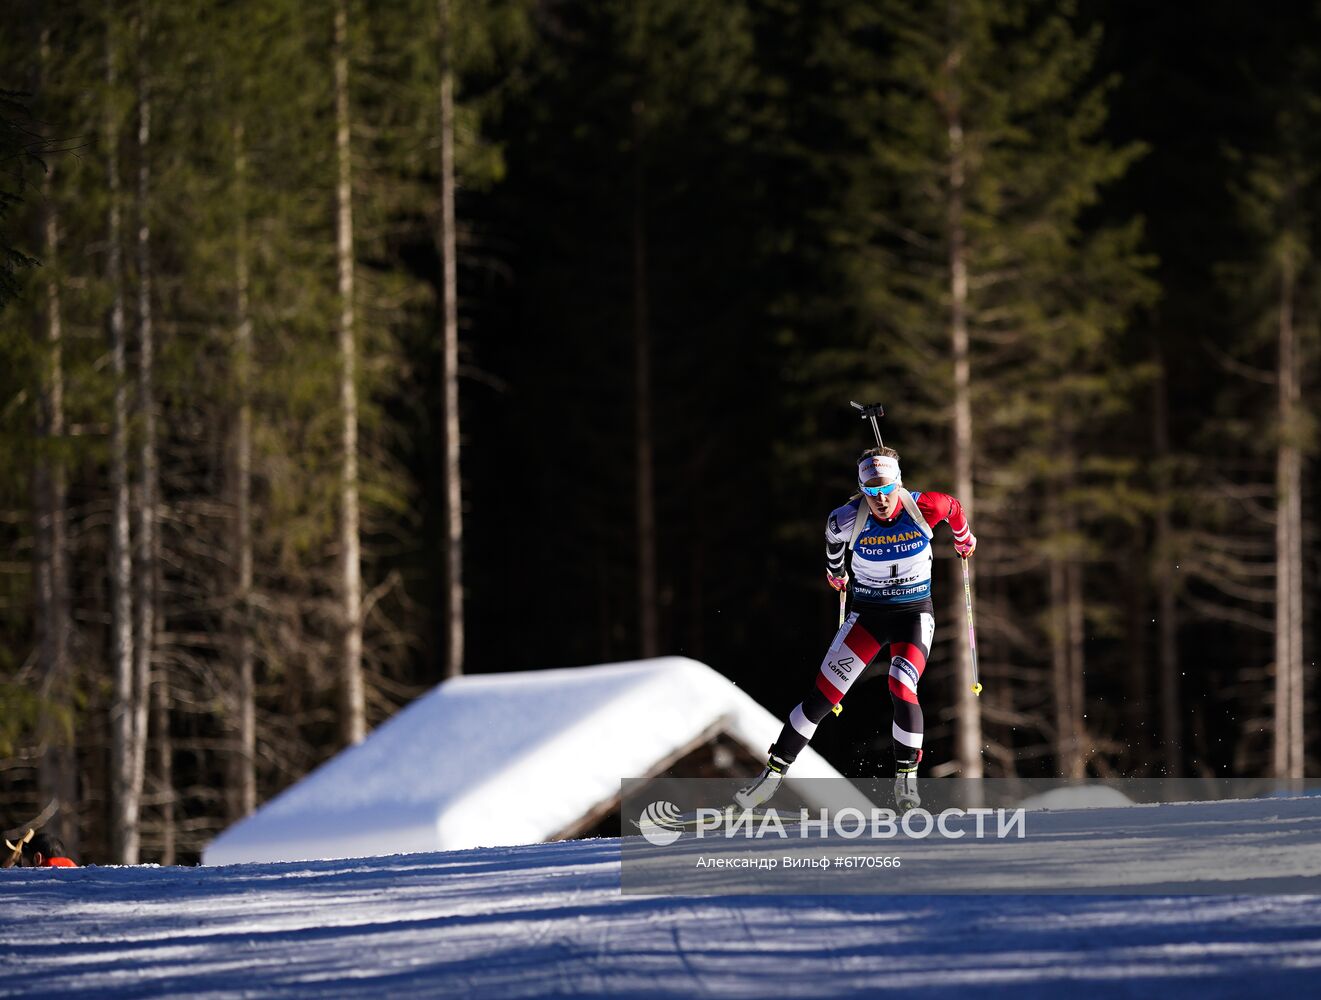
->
[735, 445, 975, 811]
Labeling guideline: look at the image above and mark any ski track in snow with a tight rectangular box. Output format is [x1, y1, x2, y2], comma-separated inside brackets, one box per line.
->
[2, 837, 1321, 998]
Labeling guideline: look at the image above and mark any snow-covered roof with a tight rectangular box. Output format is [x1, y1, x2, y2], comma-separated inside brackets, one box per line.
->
[203, 656, 862, 864]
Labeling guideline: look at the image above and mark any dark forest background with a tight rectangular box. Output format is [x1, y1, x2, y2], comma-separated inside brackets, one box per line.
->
[1, 0, 1316, 864]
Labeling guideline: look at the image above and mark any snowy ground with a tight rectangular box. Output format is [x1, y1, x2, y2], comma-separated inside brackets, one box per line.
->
[4, 800, 1321, 998]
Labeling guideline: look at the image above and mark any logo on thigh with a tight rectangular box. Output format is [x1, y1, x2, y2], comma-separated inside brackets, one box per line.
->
[827, 655, 856, 682]
[891, 655, 920, 690]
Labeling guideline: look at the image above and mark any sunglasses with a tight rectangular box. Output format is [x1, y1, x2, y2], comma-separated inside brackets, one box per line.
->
[860, 481, 899, 497]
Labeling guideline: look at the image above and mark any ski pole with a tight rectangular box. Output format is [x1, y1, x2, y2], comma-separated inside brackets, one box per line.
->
[961, 557, 982, 696]
[839, 398, 886, 720]
[831, 583, 848, 716]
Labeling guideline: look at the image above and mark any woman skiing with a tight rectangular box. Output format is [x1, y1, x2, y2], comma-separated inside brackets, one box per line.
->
[735, 446, 976, 812]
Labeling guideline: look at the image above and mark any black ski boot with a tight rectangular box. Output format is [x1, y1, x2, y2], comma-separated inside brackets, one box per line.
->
[894, 749, 922, 813]
[735, 748, 791, 810]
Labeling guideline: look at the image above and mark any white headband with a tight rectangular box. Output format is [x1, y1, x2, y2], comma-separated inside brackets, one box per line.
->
[858, 455, 901, 484]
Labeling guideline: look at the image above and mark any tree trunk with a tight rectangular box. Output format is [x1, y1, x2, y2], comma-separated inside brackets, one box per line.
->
[1048, 543, 1078, 778]
[943, 5, 983, 779]
[35, 27, 76, 851]
[106, 25, 140, 865]
[233, 120, 257, 816]
[982, 587, 1015, 777]
[1274, 246, 1304, 780]
[131, 7, 157, 853]
[1152, 355, 1182, 775]
[1065, 518, 1086, 776]
[1046, 468, 1087, 780]
[153, 670, 173, 864]
[632, 101, 659, 659]
[437, 0, 464, 679]
[1123, 544, 1148, 752]
[1046, 472, 1085, 778]
[334, 0, 365, 745]
[1287, 453, 1303, 779]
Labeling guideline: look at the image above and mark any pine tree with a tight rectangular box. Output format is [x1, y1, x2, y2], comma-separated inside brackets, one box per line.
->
[33, 23, 77, 856]
[487, 0, 759, 664]
[333, 0, 366, 747]
[105, 8, 142, 863]
[130, 0, 158, 860]
[811, 0, 1154, 776]
[2, 0, 498, 859]
[1217, 62, 1320, 781]
[0, 0, 129, 859]
[436, 0, 464, 678]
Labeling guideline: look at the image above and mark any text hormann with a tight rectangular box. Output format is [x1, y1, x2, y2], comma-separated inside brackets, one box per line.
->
[859, 531, 922, 545]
